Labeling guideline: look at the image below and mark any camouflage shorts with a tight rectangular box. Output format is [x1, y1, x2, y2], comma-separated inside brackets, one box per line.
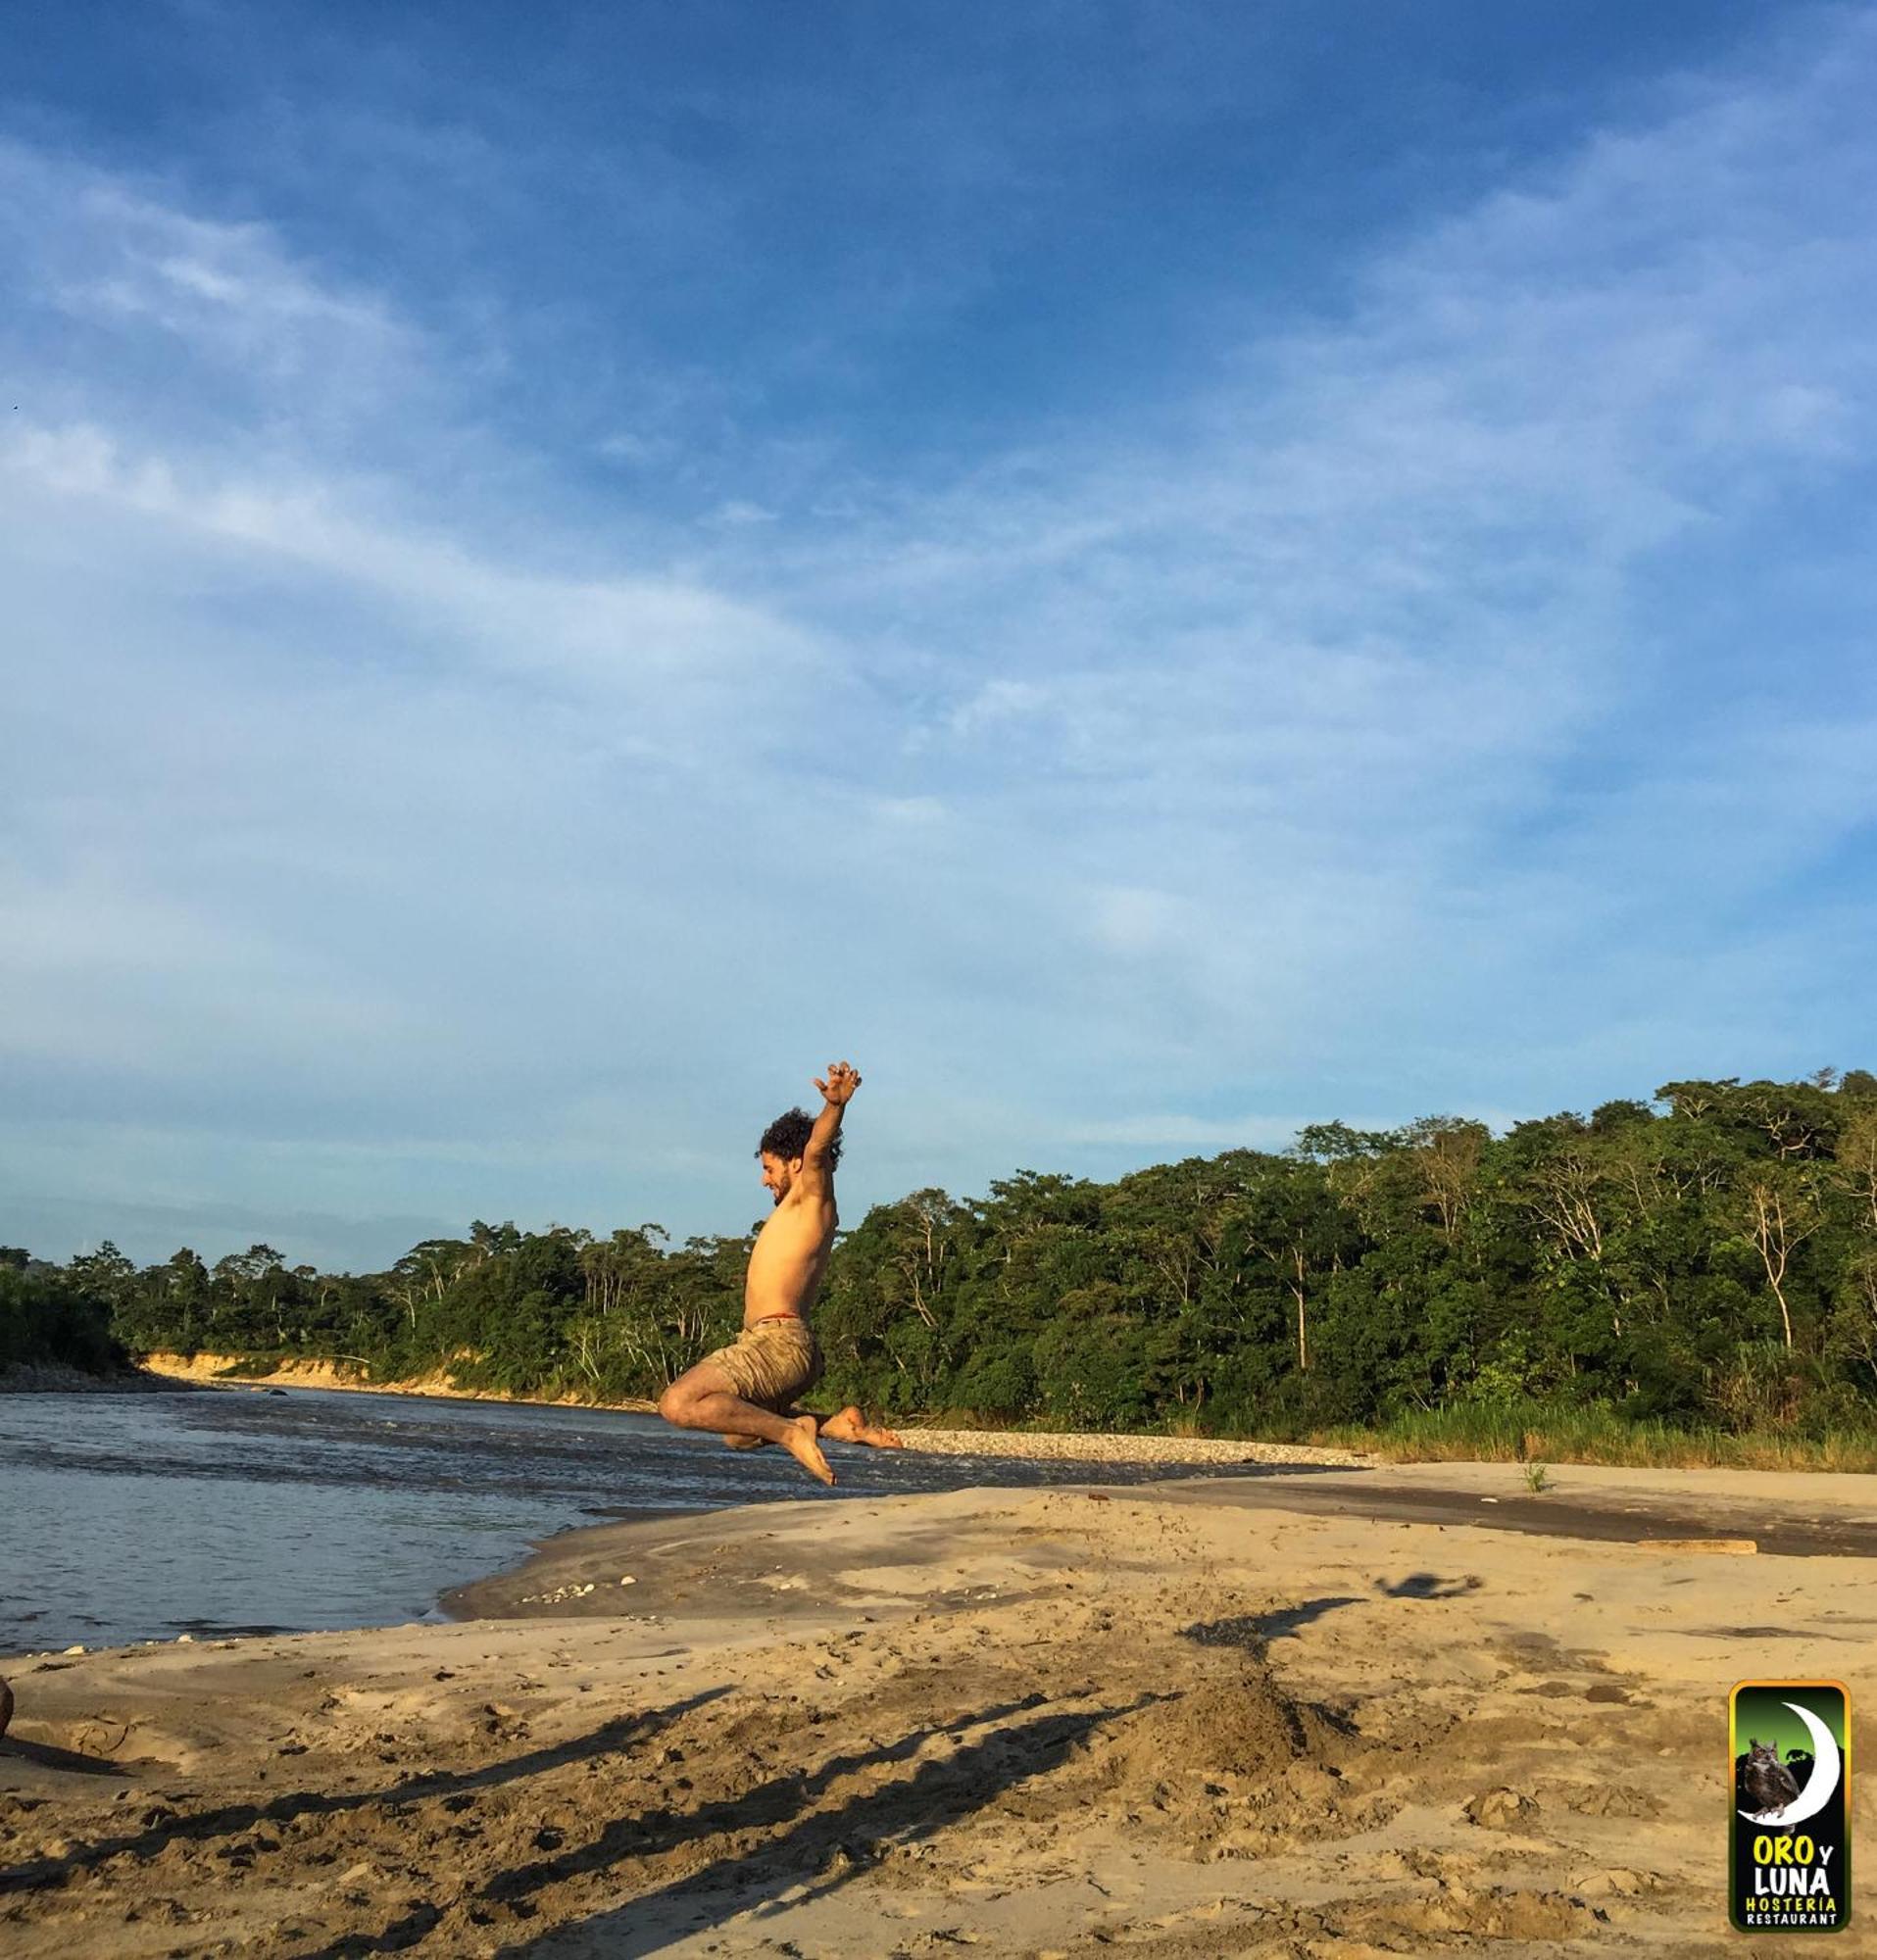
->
[700, 1317, 822, 1411]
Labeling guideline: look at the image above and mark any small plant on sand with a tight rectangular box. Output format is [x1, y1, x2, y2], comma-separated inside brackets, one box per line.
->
[1522, 1460, 1551, 1494]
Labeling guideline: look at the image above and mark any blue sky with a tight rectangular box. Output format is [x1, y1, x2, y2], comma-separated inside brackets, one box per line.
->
[4, 2, 1874, 1270]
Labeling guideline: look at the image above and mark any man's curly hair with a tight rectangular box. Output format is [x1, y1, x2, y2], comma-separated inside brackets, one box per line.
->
[758, 1107, 841, 1168]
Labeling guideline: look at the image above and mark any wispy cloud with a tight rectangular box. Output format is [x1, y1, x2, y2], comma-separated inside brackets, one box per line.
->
[3, 13, 1874, 1265]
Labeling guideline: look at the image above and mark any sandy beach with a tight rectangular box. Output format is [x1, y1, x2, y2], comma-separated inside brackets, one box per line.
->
[5, 1454, 1875, 1957]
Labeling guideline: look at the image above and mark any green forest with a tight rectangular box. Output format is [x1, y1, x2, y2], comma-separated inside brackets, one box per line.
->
[8, 1072, 1877, 1461]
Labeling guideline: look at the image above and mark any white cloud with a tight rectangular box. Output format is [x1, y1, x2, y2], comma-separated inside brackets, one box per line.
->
[0, 417, 836, 740]
[708, 498, 779, 527]
[594, 430, 669, 466]
[1086, 886, 1187, 956]
[0, 138, 419, 433]
[1058, 1113, 1303, 1152]
[947, 677, 1052, 738]
[4, 14, 1877, 1262]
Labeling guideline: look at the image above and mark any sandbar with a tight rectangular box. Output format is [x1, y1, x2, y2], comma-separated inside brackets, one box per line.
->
[5, 1461, 1875, 1956]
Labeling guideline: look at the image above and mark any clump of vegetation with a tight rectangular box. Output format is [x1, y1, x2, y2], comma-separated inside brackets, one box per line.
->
[17, 1070, 1877, 1467]
[0, 1247, 128, 1379]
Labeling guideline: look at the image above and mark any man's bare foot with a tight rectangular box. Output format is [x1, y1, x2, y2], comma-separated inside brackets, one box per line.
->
[819, 1405, 905, 1448]
[721, 1433, 767, 1450]
[780, 1414, 835, 1486]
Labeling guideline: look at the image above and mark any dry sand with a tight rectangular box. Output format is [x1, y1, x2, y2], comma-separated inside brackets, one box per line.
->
[5, 1461, 1876, 1957]
[897, 1427, 1364, 1469]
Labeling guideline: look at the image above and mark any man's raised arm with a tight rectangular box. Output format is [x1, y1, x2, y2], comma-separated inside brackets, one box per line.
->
[801, 1060, 862, 1182]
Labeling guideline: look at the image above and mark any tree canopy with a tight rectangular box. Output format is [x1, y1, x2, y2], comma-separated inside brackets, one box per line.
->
[12, 1071, 1877, 1443]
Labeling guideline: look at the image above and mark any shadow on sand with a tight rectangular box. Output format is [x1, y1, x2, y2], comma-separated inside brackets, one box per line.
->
[479, 1690, 1156, 1960]
[0, 1735, 135, 1779]
[0, 1689, 730, 1897]
[1183, 1569, 1487, 1654]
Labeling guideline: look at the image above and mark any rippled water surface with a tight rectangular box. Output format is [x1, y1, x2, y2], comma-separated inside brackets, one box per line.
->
[4, 1387, 1239, 1653]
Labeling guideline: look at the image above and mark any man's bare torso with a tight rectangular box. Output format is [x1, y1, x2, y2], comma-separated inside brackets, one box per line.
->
[744, 1187, 837, 1327]
[654, 1062, 902, 1484]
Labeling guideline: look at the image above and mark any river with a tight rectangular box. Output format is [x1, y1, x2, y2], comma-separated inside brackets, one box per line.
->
[3, 1385, 1241, 1654]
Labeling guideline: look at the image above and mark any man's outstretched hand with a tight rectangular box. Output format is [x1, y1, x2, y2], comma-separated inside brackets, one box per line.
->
[815, 1060, 863, 1107]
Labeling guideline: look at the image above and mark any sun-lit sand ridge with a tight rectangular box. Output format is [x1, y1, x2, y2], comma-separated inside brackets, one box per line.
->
[4, 1459, 1876, 1957]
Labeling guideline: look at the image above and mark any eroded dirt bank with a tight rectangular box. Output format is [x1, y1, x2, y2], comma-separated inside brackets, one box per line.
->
[137, 1351, 664, 1411]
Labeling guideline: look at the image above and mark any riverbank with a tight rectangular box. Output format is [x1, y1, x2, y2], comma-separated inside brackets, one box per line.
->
[0, 1363, 194, 1395]
[6, 1464, 1875, 1955]
[135, 1354, 1362, 1465]
[138, 1350, 662, 1413]
[132, 1353, 1877, 1477]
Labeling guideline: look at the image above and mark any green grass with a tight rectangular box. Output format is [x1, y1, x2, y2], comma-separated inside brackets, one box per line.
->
[1304, 1402, 1877, 1474]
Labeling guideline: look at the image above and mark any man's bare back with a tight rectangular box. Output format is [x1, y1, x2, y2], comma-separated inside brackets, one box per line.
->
[656, 1061, 902, 1483]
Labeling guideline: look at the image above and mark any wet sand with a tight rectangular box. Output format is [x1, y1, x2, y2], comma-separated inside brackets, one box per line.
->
[5, 1460, 1875, 1957]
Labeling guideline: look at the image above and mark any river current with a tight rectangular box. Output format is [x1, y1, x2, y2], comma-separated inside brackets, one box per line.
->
[3, 1385, 1232, 1653]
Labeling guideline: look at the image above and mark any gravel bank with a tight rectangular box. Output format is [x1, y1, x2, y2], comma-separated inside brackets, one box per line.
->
[0, 1364, 197, 1394]
[899, 1426, 1367, 1468]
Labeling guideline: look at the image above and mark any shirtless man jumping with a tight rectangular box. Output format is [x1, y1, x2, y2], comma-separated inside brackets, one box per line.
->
[656, 1061, 902, 1485]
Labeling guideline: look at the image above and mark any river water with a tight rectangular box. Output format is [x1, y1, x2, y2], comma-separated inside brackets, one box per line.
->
[3, 1386, 1236, 1654]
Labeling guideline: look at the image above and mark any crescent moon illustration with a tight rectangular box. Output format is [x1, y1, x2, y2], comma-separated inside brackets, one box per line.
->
[1739, 1700, 1841, 1826]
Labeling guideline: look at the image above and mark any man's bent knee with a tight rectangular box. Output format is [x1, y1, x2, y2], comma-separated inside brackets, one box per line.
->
[661, 1364, 739, 1428]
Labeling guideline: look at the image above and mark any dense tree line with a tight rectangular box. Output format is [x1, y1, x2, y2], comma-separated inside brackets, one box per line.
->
[11, 1072, 1877, 1440]
[0, 1246, 129, 1377]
